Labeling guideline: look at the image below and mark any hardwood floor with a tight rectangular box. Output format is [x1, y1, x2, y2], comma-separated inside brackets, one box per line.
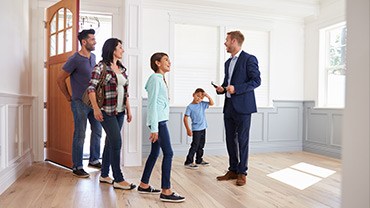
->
[0, 152, 341, 208]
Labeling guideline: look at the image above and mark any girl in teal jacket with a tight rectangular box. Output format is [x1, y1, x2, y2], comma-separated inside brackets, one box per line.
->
[138, 52, 185, 203]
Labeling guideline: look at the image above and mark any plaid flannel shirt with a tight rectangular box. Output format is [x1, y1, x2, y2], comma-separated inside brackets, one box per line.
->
[87, 61, 129, 116]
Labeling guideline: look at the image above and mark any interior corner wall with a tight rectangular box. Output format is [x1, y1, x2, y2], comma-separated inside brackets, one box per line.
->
[341, 0, 370, 207]
[303, 0, 346, 103]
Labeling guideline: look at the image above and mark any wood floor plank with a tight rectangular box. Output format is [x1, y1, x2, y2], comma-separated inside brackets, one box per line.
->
[0, 152, 341, 208]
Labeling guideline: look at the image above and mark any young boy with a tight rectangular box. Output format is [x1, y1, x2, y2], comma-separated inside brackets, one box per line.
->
[184, 88, 214, 169]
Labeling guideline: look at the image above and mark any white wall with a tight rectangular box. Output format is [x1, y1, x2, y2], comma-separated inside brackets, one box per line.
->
[342, 0, 370, 207]
[141, 8, 170, 96]
[270, 22, 305, 101]
[142, 2, 307, 105]
[304, 0, 346, 103]
[0, 0, 31, 95]
[0, 0, 34, 195]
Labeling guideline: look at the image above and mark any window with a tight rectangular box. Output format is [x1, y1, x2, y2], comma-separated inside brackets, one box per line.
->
[172, 24, 219, 106]
[172, 24, 270, 107]
[236, 29, 270, 107]
[319, 22, 347, 107]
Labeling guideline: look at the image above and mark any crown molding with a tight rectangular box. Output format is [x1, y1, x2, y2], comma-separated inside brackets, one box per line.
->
[143, 0, 319, 20]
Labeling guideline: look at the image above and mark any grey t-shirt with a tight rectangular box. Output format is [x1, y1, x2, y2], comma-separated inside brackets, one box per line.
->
[62, 52, 96, 99]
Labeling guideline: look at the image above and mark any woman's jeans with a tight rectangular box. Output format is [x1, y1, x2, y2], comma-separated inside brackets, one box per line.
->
[71, 99, 102, 170]
[141, 121, 173, 189]
[100, 111, 125, 182]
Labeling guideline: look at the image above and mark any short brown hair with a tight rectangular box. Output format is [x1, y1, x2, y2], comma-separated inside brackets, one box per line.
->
[194, 88, 205, 94]
[78, 29, 95, 45]
[227, 31, 244, 46]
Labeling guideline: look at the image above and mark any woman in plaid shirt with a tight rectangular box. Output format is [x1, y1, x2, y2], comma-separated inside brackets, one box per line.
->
[87, 38, 136, 190]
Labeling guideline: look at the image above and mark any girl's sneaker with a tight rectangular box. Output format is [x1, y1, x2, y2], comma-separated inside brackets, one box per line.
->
[160, 192, 185, 203]
[137, 186, 161, 194]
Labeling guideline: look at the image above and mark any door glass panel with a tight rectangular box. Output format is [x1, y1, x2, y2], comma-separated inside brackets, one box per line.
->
[50, 34, 56, 56]
[57, 32, 64, 55]
[50, 14, 57, 34]
[58, 8, 65, 31]
[66, 9, 73, 28]
[66, 28, 72, 52]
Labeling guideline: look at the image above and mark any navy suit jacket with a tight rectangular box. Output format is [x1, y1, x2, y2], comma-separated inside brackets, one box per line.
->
[221, 51, 261, 114]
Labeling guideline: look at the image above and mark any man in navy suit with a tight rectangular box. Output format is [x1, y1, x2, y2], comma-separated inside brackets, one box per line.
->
[215, 31, 261, 186]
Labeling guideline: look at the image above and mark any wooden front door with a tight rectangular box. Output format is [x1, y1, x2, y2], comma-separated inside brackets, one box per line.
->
[45, 0, 79, 168]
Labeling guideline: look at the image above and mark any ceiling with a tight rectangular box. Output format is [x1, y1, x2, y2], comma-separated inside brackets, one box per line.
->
[144, 0, 321, 19]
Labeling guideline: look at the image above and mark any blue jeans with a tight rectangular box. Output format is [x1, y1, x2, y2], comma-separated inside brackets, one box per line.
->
[141, 121, 173, 189]
[100, 111, 125, 182]
[71, 99, 102, 170]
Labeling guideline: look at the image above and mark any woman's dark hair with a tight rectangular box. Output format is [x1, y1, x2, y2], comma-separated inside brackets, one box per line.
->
[101, 38, 124, 68]
[150, 52, 168, 72]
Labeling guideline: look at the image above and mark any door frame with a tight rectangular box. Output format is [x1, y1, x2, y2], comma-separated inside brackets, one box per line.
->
[32, 0, 142, 165]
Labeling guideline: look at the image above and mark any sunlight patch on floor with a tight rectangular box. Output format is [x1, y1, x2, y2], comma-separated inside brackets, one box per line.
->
[267, 162, 336, 190]
[290, 162, 336, 178]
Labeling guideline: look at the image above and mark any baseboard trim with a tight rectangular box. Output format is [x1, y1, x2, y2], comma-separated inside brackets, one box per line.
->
[0, 151, 32, 195]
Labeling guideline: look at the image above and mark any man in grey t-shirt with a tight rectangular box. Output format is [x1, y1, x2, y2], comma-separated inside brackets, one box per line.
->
[57, 29, 102, 178]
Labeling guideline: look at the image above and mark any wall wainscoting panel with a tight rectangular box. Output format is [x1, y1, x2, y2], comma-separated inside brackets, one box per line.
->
[0, 92, 34, 195]
[303, 101, 342, 158]
[142, 100, 306, 156]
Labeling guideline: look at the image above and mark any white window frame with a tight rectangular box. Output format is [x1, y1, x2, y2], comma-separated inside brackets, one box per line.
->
[318, 22, 347, 108]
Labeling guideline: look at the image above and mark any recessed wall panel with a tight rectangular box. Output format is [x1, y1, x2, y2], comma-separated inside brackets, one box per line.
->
[168, 112, 183, 145]
[8, 106, 19, 163]
[22, 105, 31, 153]
[268, 107, 300, 141]
[307, 113, 328, 144]
[250, 112, 264, 142]
[206, 112, 224, 143]
[332, 114, 342, 146]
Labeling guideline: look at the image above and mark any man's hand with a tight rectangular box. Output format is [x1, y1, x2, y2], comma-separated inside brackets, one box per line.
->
[227, 85, 235, 94]
[216, 86, 224, 93]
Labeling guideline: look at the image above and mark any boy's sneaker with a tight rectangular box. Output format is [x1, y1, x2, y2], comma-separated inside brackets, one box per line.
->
[196, 161, 210, 166]
[184, 163, 199, 169]
[160, 192, 185, 203]
[138, 186, 161, 194]
[88, 162, 102, 169]
[73, 169, 89, 178]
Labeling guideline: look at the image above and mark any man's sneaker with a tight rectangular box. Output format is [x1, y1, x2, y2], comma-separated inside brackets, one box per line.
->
[88, 162, 102, 169]
[160, 192, 185, 203]
[138, 185, 161, 194]
[73, 169, 89, 178]
[196, 161, 210, 166]
[184, 163, 199, 169]
[99, 176, 114, 184]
